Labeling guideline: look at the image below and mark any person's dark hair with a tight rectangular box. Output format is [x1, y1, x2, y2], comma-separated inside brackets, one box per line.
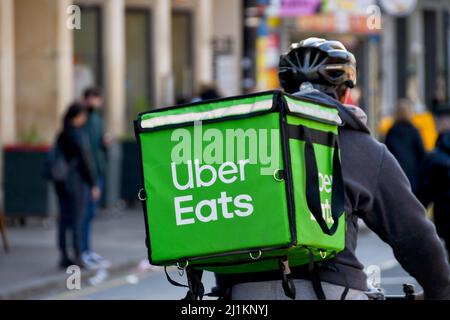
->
[433, 103, 450, 117]
[433, 103, 450, 133]
[63, 102, 86, 129]
[198, 84, 221, 101]
[394, 99, 413, 122]
[83, 87, 102, 99]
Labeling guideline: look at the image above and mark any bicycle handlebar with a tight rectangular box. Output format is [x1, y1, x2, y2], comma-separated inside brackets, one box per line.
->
[376, 284, 420, 300]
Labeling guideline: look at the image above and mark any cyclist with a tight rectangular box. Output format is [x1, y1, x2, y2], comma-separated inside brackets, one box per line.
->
[215, 37, 450, 300]
[417, 105, 450, 263]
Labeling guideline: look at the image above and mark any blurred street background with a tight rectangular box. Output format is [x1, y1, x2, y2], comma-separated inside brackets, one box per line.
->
[0, 212, 421, 300]
[1, 0, 449, 299]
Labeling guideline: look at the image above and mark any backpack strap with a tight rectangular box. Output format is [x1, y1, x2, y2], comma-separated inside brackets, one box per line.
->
[307, 248, 326, 300]
[185, 267, 205, 300]
[303, 126, 344, 235]
[279, 256, 296, 299]
[164, 266, 188, 289]
[330, 263, 350, 300]
[164, 266, 205, 300]
[305, 249, 352, 300]
[288, 125, 345, 235]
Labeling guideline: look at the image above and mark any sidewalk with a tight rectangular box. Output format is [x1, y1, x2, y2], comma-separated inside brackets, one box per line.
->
[0, 207, 148, 299]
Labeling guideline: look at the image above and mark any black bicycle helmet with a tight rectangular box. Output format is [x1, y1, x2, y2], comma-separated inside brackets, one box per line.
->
[279, 37, 357, 97]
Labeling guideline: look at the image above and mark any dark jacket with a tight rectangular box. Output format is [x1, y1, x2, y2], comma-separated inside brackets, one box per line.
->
[385, 120, 426, 194]
[84, 109, 107, 178]
[219, 91, 450, 299]
[417, 131, 450, 233]
[57, 125, 97, 188]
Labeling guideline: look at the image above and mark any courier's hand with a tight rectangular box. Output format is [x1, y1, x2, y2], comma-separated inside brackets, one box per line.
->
[92, 186, 101, 201]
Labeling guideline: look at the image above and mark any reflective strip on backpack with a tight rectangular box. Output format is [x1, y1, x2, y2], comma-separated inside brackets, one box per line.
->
[285, 99, 342, 125]
[140, 99, 273, 129]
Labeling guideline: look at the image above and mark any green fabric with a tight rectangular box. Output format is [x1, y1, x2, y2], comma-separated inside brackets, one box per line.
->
[140, 94, 274, 122]
[285, 96, 341, 125]
[140, 113, 290, 264]
[286, 115, 345, 253]
[284, 96, 339, 118]
[136, 91, 345, 273]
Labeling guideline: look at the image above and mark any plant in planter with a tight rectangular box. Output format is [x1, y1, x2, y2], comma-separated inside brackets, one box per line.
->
[119, 96, 152, 206]
[3, 126, 56, 221]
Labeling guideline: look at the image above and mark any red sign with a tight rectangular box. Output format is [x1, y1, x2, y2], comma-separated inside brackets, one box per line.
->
[296, 13, 381, 34]
[279, 0, 321, 17]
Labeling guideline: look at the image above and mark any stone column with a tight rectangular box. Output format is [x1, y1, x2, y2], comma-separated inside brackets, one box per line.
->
[15, 0, 73, 143]
[0, 0, 16, 145]
[104, 0, 126, 137]
[154, 0, 173, 106]
[56, 0, 74, 126]
[194, 0, 213, 86]
[0, 0, 16, 207]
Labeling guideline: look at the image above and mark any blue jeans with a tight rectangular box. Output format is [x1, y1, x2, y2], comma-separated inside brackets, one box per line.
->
[81, 177, 104, 253]
[55, 171, 86, 259]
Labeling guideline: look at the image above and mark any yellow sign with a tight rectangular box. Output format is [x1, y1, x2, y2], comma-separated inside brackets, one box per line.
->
[379, 112, 438, 151]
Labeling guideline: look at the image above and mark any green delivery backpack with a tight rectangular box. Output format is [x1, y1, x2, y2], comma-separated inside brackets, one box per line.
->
[134, 90, 346, 299]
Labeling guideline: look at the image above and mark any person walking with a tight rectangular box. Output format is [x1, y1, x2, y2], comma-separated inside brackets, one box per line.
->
[417, 105, 450, 263]
[81, 87, 111, 269]
[191, 83, 222, 103]
[54, 103, 100, 268]
[385, 99, 426, 194]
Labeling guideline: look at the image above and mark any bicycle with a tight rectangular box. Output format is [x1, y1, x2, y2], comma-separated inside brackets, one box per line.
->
[366, 283, 421, 300]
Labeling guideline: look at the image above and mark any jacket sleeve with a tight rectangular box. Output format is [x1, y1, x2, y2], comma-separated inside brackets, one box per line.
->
[362, 146, 450, 299]
[77, 133, 98, 187]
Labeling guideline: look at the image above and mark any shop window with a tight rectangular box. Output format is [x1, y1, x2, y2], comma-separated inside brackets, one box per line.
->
[396, 17, 408, 100]
[73, 5, 103, 99]
[125, 8, 153, 134]
[172, 11, 194, 103]
[423, 10, 437, 109]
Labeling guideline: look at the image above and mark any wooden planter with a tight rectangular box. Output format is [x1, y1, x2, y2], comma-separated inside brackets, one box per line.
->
[120, 140, 142, 206]
[3, 145, 56, 218]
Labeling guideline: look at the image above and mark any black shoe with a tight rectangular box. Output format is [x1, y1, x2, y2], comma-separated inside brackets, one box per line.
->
[73, 256, 85, 270]
[59, 257, 75, 269]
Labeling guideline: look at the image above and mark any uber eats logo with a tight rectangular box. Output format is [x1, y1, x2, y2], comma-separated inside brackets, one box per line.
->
[167, 121, 335, 227]
[169, 121, 280, 226]
[171, 159, 253, 226]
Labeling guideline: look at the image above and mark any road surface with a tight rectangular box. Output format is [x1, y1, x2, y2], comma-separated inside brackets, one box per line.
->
[42, 227, 421, 300]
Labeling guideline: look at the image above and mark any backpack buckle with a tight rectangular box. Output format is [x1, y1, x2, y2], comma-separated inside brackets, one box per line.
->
[273, 169, 285, 182]
[177, 260, 189, 276]
[138, 188, 147, 201]
[249, 250, 262, 260]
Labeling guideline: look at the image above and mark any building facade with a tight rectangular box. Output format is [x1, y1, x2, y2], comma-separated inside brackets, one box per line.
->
[242, 0, 450, 130]
[381, 0, 450, 116]
[2, 0, 450, 206]
[0, 0, 243, 205]
[0, 0, 243, 146]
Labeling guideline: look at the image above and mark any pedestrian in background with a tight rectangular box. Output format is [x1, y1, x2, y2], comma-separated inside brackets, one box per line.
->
[417, 105, 450, 263]
[54, 103, 100, 268]
[385, 99, 426, 194]
[191, 83, 222, 103]
[81, 87, 111, 269]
